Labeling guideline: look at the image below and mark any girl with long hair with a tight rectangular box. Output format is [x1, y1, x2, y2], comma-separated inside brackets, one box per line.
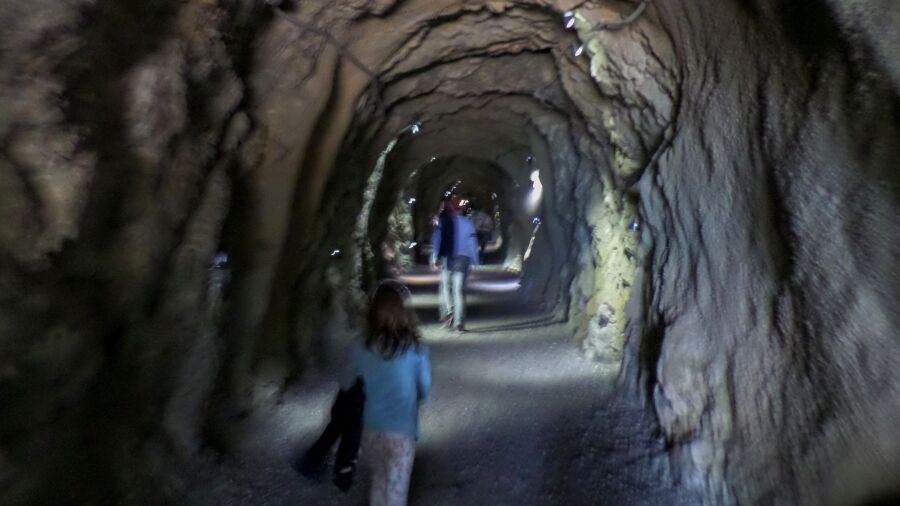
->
[341, 280, 431, 506]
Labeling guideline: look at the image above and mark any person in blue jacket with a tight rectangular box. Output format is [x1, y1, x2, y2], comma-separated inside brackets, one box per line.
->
[430, 194, 480, 333]
[341, 280, 431, 506]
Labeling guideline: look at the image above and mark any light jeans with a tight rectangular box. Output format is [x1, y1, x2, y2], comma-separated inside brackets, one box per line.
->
[439, 257, 471, 327]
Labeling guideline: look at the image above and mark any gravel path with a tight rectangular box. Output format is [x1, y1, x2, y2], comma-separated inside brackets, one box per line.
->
[183, 272, 694, 505]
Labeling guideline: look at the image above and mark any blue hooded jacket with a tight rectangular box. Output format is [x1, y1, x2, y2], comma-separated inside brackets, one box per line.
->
[340, 341, 431, 439]
[430, 214, 480, 266]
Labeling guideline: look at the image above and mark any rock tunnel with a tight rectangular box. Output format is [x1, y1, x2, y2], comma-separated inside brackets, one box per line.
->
[1, 0, 899, 504]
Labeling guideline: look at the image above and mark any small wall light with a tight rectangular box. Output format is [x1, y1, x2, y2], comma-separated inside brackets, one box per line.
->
[526, 170, 543, 213]
[211, 252, 229, 268]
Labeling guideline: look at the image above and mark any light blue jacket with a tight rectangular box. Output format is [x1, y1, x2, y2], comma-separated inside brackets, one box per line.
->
[430, 214, 480, 266]
[341, 340, 431, 439]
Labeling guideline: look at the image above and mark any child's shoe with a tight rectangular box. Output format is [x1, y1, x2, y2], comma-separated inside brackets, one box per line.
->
[333, 464, 355, 492]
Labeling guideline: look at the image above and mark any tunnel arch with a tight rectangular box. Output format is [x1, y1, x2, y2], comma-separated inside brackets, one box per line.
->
[412, 157, 526, 252]
[236, 4, 683, 436]
[3, 1, 899, 504]
[230, 2, 900, 503]
[386, 155, 525, 268]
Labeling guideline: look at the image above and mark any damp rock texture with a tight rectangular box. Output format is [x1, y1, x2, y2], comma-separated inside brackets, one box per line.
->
[0, 1, 252, 502]
[619, 2, 900, 504]
[0, 0, 899, 504]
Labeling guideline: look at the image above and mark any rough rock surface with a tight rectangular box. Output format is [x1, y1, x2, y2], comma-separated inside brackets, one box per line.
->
[0, 0, 898, 504]
[1, 0, 250, 502]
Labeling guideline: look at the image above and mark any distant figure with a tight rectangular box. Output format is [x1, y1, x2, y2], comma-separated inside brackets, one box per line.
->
[432, 196, 456, 328]
[467, 203, 494, 255]
[342, 280, 431, 506]
[430, 194, 480, 333]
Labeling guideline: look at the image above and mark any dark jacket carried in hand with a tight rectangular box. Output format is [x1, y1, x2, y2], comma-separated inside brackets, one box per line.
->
[295, 378, 365, 491]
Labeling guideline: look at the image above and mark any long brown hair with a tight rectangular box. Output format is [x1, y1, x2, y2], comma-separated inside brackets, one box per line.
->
[366, 281, 421, 358]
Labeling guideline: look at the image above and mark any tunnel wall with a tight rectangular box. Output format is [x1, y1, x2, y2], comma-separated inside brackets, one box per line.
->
[1, 0, 898, 504]
[616, 1, 900, 504]
[0, 0, 257, 502]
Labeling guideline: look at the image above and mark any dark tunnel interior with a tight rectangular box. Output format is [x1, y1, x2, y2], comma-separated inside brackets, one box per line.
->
[1, 0, 899, 504]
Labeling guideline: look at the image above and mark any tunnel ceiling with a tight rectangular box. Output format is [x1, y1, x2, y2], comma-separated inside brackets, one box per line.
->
[261, 0, 681, 349]
[233, 5, 900, 504]
[341, 1, 677, 184]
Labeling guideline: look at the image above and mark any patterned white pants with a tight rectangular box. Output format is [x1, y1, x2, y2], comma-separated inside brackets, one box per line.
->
[362, 431, 416, 506]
